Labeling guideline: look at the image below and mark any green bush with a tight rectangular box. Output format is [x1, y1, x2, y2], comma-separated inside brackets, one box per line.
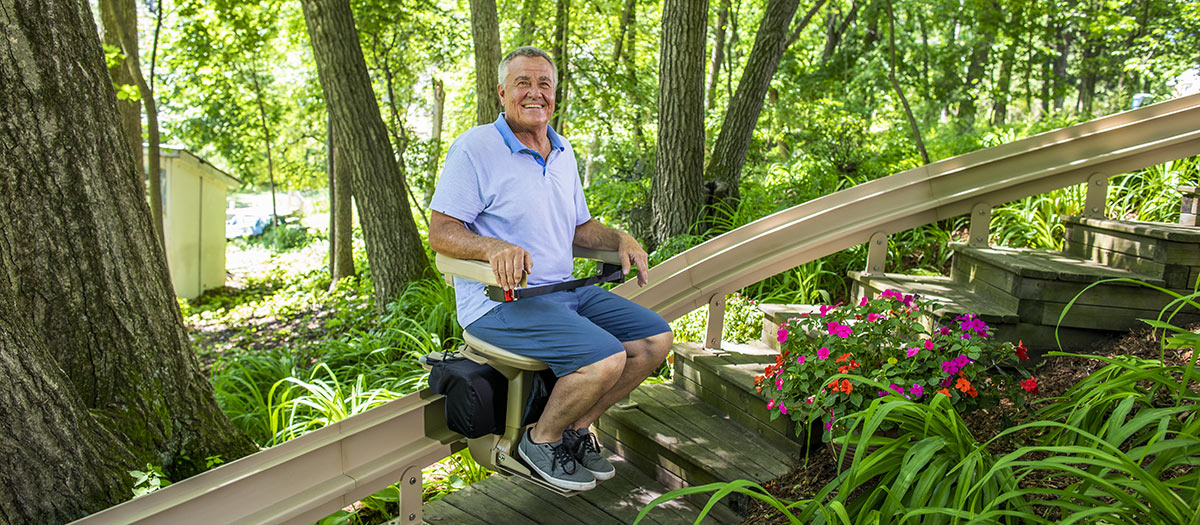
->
[671, 292, 764, 345]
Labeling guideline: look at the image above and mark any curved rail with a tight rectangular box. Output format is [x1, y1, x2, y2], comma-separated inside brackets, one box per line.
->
[75, 93, 1200, 524]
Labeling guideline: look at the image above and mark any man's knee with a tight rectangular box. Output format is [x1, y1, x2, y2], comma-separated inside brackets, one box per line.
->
[578, 351, 626, 384]
[626, 331, 672, 362]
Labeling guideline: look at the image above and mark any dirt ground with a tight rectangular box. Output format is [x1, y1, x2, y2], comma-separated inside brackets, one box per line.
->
[741, 324, 1197, 524]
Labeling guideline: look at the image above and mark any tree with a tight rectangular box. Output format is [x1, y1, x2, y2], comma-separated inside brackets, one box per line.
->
[328, 117, 356, 284]
[652, 0, 708, 247]
[0, 0, 257, 519]
[704, 0, 809, 202]
[705, 0, 731, 111]
[885, 0, 928, 163]
[469, 0, 503, 125]
[300, 0, 434, 306]
[100, 0, 143, 181]
[551, 0, 570, 131]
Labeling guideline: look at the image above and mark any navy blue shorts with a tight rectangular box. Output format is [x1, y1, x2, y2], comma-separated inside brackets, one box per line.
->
[463, 285, 671, 377]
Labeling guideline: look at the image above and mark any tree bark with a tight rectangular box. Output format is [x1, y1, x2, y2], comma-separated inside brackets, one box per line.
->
[469, 0, 503, 125]
[885, 0, 928, 164]
[301, 0, 434, 308]
[551, 0, 570, 131]
[423, 77, 445, 207]
[652, 0, 708, 247]
[328, 117, 356, 284]
[0, 0, 257, 509]
[821, 0, 858, 63]
[246, 65, 279, 228]
[705, 0, 730, 111]
[956, 1, 1000, 129]
[99, 0, 143, 183]
[611, 0, 636, 64]
[517, 0, 543, 46]
[705, 0, 805, 201]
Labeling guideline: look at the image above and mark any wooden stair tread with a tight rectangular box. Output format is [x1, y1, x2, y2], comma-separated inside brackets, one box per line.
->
[758, 304, 820, 325]
[1063, 215, 1200, 242]
[846, 272, 1019, 323]
[950, 243, 1165, 285]
[423, 451, 741, 524]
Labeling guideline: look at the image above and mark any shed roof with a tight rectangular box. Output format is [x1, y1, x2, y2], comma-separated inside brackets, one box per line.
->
[147, 145, 242, 189]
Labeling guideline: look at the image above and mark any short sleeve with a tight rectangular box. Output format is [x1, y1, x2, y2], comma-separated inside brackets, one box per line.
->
[430, 140, 485, 224]
[573, 164, 591, 226]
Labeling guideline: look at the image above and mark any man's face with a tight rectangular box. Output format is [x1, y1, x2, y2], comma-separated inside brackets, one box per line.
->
[498, 55, 556, 132]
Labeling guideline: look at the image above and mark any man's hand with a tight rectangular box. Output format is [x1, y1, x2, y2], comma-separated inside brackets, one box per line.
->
[618, 233, 651, 287]
[487, 242, 533, 291]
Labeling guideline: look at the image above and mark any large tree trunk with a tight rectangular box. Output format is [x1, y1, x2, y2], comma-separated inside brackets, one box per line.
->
[652, 0, 708, 247]
[0, 0, 257, 513]
[328, 117, 356, 285]
[705, 0, 807, 202]
[705, 0, 730, 111]
[423, 77, 446, 207]
[301, 0, 433, 307]
[99, 0, 143, 183]
[551, 0, 570, 131]
[469, 0, 503, 125]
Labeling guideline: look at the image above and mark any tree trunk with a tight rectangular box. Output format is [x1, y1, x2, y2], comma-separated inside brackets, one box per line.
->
[705, 0, 810, 202]
[957, 1, 1000, 129]
[885, 0, 928, 164]
[423, 77, 446, 207]
[652, 0, 708, 247]
[328, 117, 356, 284]
[301, 0, 434, 308]
[821, 0, 858, 63]
[517, 0, 543, 46]
[705, 0, 730, 111]
[611, 0, 636, 64]
[101, 0, 164, 247]
[99, 0, 143, 183]
[0, 295, 134, 522]
[551, 0, 570, 131]
[0, 0, 257, 508]
[469, 0, 503, 125]
[247, 66, 280, 228]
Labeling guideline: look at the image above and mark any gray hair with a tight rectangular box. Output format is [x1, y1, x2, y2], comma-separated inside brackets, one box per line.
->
[498, 46, 558, 86]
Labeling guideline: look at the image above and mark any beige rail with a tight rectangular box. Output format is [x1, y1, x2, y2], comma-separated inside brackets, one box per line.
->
[73, 93, 1200, 524]
[615, 93, 1200, 348]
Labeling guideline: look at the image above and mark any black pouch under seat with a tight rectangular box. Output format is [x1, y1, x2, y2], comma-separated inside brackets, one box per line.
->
[428, 355, 557, 438]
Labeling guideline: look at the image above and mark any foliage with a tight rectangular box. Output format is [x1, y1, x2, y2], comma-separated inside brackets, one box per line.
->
[129, 464, 172, 497]
[756, 290, 1034, 440]
[670, 292, 764, 345]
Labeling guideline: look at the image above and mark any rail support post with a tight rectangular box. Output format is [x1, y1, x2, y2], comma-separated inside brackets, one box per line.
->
[1084, 172, 1108, 219]
[969, 203, 991, 247]
[865, 231, 888, 275]
[705, 293, 726, 351]
[400, 465, 422, 524]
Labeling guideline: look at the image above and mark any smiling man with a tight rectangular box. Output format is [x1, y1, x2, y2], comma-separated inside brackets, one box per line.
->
[428, 46, 672, 492]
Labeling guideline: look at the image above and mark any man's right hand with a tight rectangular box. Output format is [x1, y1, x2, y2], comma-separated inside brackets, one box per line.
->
[487, 243, 533, 291]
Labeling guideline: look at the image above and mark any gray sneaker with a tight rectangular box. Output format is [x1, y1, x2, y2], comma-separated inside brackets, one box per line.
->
[563, 428, 615, 481]
[518, 431, 597, 491]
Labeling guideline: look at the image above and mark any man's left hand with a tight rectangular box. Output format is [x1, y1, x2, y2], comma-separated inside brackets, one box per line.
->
[618, 233, 650, 287]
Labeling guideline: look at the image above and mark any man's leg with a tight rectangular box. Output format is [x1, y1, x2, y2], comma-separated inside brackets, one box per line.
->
[568, 331, 672, 430]
[526, 351, 625, 443]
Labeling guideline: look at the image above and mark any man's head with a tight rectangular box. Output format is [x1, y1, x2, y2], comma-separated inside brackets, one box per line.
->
[497, 46, 557, 132]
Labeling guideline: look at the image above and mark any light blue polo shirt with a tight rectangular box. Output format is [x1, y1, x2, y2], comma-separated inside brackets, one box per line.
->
[430, 114, 591, 327]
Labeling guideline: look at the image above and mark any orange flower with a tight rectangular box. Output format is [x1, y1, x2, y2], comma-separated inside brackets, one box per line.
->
[936, 388, 951, 397]
[955, 377, 973, 392]
[838, 365, 850, 374]
[836, 353, 851, 363]
[850, 360, 860, 369]
[756, 386, 762, 394]
[829, 379, 840, 390]
[841, 379, 853, 393]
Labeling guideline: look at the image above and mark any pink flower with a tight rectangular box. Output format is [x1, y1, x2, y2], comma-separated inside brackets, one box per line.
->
[924, 339, 934, 351]
[819, 304, 835, 317]
[910, 384, 924, 398]
[796, 355, 806, 365]
[777, 327, 789, 343]
[867, 313, 880, 322]
[906, 346, 919, 358]
[817, 347, 830, 360]
[859, 296, 869, 306]
[938, 326, 951, 336]
[889, 384, 905, 395]
[836, 324, 853, 338]
[806, 396, 814, 405]
[779, 403, 787, 415]
[767, 399, 776, 410]
[827, 321, 840, 334]
[824, 417, 833, 430]
[775, 377, 783, 390]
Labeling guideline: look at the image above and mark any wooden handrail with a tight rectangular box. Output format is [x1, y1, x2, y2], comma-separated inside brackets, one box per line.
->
[73, 93, 1200, 524]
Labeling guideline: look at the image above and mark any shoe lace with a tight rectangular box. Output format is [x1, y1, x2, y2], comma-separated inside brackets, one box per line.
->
[550, 442, 579, 475]
[566, 429, 601, 458]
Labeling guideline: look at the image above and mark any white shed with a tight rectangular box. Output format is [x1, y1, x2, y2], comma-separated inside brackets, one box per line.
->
[145, 146, 241, 299]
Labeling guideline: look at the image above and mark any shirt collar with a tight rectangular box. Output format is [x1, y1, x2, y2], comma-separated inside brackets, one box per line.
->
[493, 113, 565, 155]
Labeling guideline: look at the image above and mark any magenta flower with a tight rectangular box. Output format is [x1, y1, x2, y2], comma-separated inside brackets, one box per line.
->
[775, 377, 784, 390]
[938, 326, 951, 336]
[910, 384, 924, 398]
[924, 339, 934, 351]
[796, 355, 806, 365]
[817, 347, 830, 360]
[836, 324, 853, 338]
[824, 417, 833, 430]
[806, 396, 814, 405]
[777, 327, 789, 343]
[767, 399, 776, 410]
[827, 321, 840, 334]
[859, 296, 868, 306]
[779, 403, 788, 415]
[819, 304, 836, 317]
[867, 312, 881, 322]
[906, 346, 919, 357]
[889, 383, 905, 395]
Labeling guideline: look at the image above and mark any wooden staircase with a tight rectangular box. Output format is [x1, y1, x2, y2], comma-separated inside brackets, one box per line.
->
[837, 216, 1200, 352]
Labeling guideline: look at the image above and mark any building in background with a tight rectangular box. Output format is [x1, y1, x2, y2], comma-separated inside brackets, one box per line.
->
[146, 146, 241, 299]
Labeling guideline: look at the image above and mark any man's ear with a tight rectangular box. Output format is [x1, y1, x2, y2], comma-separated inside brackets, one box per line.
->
[496, 83, 505, 102]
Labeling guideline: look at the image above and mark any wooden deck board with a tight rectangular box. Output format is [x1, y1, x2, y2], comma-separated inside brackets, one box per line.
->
[469, 474, 587, 525]
[506, 476, 623, 525]
[422, 499, 489, 524]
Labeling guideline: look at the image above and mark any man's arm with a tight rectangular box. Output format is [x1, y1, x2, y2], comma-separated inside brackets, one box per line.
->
[574, 219, 651, 286]
[429, 210, 532, 291]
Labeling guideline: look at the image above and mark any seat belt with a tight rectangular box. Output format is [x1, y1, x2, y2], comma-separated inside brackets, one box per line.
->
[485, 263, 626, 302]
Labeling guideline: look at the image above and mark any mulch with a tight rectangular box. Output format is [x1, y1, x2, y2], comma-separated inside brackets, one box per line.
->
[741, 323, 1198, 524]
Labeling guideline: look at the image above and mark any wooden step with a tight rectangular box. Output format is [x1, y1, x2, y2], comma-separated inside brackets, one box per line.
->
[1062, 215, 1200, 288]
[670, 342, 813, 454]
[421, 451, 742, 524]
[595, 382, 805, 520]
[759, 304, 820, 350]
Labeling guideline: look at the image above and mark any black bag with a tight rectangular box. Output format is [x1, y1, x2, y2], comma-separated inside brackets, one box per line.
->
[427, 354, 557, 438]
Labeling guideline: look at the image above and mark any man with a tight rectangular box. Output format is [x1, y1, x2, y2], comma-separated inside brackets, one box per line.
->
[428, 46, 672, 492]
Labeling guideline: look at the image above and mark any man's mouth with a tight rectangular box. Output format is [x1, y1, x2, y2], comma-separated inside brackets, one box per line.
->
[522, 103, 544, 109]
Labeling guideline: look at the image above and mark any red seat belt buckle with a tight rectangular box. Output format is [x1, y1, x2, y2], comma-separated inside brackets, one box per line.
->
[504, 289, 514, 302]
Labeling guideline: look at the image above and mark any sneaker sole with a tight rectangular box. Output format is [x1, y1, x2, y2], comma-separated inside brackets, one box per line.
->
[519, 442, 597, 491]
[586, 467, 616, 481]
